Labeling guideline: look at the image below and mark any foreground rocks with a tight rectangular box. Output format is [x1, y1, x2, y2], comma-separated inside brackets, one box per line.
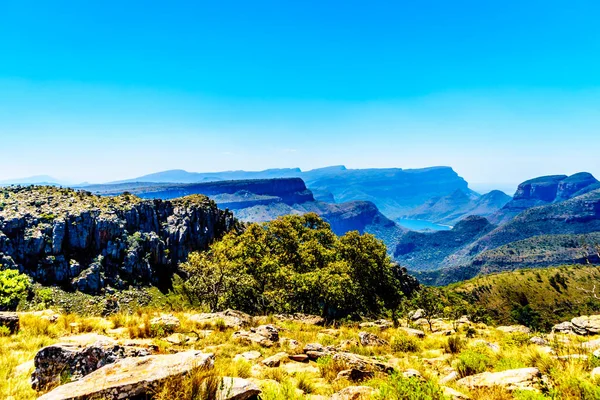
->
[37, 351, 215, 400]
[232, 324, 279, 347]
[188, 309, 252, 328]
[552, 315, 600, 335]
[0, 311, 19, 334]
[31, 334, 154, 390]
[456, 367, 542, 392]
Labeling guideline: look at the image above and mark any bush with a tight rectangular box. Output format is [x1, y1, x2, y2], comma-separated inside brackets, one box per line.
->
[390, 333, 422, 353]
[444, 336, 466, 354]
[178, 213, 409, 319]
[456, 348, 494, 377]
[373, 373, 446, 400]
[0, 269, 30, 310]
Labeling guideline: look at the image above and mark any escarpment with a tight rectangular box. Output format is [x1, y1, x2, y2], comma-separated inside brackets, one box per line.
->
[0, 186, 237, 293]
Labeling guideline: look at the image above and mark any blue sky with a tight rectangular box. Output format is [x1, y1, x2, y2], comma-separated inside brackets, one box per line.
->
[1, 1, 599, 189]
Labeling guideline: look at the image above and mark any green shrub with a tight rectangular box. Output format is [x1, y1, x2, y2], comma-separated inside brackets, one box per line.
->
[456, 348, 494, 377]
[444, 336, 466, 354]
[390, 333, 422, 353]
[0, 269, 31, 310]
[373, 373, 446, 400]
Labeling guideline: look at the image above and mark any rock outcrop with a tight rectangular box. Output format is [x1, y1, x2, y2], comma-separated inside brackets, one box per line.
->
[37, 351, 215, 400]
[552, 315, 600, 335]
[456, 367, 542, 391]
[0, 186, 237, 293]
[31, 334, 154, 390]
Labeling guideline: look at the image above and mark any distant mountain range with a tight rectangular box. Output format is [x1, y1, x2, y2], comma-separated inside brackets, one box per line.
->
[0, 175, 73, 186]
[398, 172, 600, 284]
[86, 177, 406, 252]
[107, 165, 474, 220]
[403, 189, 511, 225]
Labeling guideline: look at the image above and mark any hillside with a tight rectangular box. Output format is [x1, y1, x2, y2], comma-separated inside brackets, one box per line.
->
[404, 189, 510, 225]
[446, 264, 600, 330]
[86, 178, 406, 252]
[394, 216, 495, 271]
[0, 186, 237, 293]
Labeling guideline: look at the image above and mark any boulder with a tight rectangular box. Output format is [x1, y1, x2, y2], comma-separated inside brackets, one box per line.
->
[410, 309, 425, 320]
[530, 336, 548, 346]
[336, 369, 374, 382]
[261, 352, 288, 368]
[552, 321, 575, 334]
[275, 313, 325, 326]
[31, 336, 154, 390]
[497, 325, 531, 334]
[0, 311, 19, 334]
[303, 343, 336, 360]
[37, 351, 215, 400]
[187, 309, 252, 329]
[591, 367, 600, 379]
[331, 385, 376, 400]
[149, 313, 180, 334]
[571, 315, 600, 335]
[359, 319, 393, 329]
[398, 327, 426, 338]
[439, 370, 459, 384]
[456, 367, 542, 391]
[358, 331, 389, 347]
[333, 352, 394, 373]
[218, 377, 261, 400]
[402, 369, 422, 379]
[232, 325, 279, 347]
[234, 351, 262, 362]
[289, 354, 309, 363]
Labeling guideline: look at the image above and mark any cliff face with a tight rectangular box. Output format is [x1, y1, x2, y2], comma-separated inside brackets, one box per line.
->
[0, 186, 237, 293]
[490, 173, 599, 224]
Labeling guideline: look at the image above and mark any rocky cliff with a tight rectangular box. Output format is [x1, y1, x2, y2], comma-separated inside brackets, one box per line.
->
[0, 186, 237, 293]
[490, 173, 599, 224]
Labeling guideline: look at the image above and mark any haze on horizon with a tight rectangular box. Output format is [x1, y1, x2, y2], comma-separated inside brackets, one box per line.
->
[1, 1, 599, 189]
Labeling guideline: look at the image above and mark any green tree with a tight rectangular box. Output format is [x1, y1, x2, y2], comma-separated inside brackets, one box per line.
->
[413, 286, 444, 332]
[177, 213, 410, 319]
[0, 269, 31, 310]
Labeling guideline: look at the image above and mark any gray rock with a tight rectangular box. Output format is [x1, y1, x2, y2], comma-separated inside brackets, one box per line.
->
[149, 313, 180, 334]
[331, 386, 376, 400]
[0, 311, 19, 334]
[37, 351, 214, 400]
[31, 337, 153, 390]
[358, 331, 389, 347]
[188, 309, 252, 329]
[275, 313, 325, 326]
[456, 367, 542, 391]
[218, 377, 261, 400]
[261, 352, 288, 367]
[232, 325, 279, 348]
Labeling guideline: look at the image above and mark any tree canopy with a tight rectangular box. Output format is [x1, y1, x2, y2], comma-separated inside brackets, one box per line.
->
[175, 213, 418, 319]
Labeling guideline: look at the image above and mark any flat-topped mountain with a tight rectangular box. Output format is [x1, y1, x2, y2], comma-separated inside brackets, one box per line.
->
[0, 186, 237, 293]
[110, 165, 473, 220]
[87, 178, 406, 252]
[403, 189, 510, 225]
[490, 172, 599, 224]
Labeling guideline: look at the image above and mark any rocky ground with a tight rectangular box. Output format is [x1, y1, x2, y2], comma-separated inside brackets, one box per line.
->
[2, 309, 600, 399]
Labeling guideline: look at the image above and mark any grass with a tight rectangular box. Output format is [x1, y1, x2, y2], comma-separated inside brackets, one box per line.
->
[3, 305, 600, 399]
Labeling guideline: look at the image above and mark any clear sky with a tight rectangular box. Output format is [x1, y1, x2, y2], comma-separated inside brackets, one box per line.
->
[1, 0, 599, 188]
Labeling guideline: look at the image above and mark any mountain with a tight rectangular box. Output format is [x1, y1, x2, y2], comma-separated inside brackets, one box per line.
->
[0, 186, 237, 294]
[86, 178, 407, 252]
[412, 188, 600, 284]
[0, 175, 69, 186]
[111, 168, 303, 184]
[111, 165, 473, 220]
[403, 189, 510, 225]
[490, 172, 599, 224]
